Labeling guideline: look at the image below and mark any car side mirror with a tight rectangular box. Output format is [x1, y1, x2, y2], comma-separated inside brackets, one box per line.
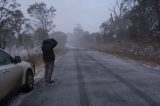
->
[15, 56, 22, 63]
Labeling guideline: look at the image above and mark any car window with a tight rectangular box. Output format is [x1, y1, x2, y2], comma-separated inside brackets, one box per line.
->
[0, 50, 15, 66]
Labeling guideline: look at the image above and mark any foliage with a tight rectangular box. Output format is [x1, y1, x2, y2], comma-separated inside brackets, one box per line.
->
[100, 0, 160, 44]
[34, 28, 49, 46]
[51, 31, 67, 48]
[69, 24, 102, 47]
[0, 0, 25, 49]
[27, 2, 56, 32]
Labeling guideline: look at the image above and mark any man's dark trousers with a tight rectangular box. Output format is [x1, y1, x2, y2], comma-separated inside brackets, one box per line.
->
[44, 61, 54, 83]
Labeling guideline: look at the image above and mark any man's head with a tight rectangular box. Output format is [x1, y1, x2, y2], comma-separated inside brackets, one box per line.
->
[43, 39, 50, 46]
[43, 38, 57, 46]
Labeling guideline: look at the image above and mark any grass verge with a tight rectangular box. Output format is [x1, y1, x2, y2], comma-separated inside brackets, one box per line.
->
[91, 44, 160, 67]
[23, 47, 68, 74]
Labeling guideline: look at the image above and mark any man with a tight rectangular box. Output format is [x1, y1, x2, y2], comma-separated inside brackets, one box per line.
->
[41, 38, 57, 83]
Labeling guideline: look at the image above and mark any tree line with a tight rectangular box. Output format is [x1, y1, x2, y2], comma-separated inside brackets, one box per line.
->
[0, 0, 67, 53]
[68, 24, 102, 48]
[69, 0, 160, 48]
[100, 0, 160, 44]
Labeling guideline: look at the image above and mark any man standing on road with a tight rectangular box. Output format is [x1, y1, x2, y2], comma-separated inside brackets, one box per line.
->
[41, 38, 57, 83]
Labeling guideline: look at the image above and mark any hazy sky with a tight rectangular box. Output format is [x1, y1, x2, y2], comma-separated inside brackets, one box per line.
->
[18, 0, 116, 33]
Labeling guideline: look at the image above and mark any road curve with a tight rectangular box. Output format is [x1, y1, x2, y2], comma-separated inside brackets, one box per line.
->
[19, 48, 160, 106]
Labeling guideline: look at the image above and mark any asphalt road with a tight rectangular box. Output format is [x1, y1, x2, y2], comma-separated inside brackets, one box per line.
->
[19, 48, 160, 106]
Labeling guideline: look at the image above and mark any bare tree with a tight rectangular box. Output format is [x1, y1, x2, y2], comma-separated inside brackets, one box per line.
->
[27, 2, 56, 32]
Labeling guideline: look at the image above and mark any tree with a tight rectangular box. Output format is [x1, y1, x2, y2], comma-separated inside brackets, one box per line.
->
[34, 28, 49, 46]
[90, 32, 103, 45]
[51, 31, 67, 48]
[70, 24, 93, 47]
[100, 0, 132, 43]
[0, 0, 24, 49]
[100, 0, 160, 44]
[18, 32, 34, 56]
[72, 24, 85, 46]
[27, 2, 56, 32]
[5, 30, 17, 53]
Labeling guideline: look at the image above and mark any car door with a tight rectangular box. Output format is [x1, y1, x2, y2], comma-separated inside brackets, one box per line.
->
[0, 50, 23, 99]
[0, 65, 7, 100]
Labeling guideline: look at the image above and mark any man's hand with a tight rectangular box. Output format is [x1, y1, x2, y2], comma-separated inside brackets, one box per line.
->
[50, 38, 58, 48]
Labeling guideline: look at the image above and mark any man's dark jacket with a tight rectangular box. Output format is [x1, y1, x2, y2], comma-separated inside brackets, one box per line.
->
[41, 39, 57, 63]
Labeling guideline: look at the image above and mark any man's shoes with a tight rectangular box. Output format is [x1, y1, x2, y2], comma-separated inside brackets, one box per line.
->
[45, 80, 55, 84]
[49, 80, 55, 83]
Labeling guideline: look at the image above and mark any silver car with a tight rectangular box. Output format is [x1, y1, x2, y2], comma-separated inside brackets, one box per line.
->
[0, 49, 34, 100]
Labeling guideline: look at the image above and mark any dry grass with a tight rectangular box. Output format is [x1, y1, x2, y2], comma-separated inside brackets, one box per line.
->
[22, 47, 67, 74]
[91, 43, 160, 67]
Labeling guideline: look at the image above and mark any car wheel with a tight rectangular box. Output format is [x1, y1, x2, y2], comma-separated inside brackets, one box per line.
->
[24, 71, 34, 92]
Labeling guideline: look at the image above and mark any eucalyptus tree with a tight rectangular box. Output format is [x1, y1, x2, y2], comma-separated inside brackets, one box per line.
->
[0, 0, 25, 49]
[27, 2, 56, 32]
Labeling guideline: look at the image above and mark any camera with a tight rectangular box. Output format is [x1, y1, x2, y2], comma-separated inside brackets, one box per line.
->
[43, 38, 57, 48]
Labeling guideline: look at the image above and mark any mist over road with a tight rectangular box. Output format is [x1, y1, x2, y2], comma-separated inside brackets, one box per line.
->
[19, 48, 160, 106]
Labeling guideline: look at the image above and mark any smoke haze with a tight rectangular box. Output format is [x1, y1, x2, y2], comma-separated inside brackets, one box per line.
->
[18, 0, 116, 33]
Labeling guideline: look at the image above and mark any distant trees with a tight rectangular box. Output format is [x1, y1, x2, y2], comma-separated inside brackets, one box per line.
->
[51, 31, 67, 48]
[68, 0, 160, 49]
[100, 0, 160, 44]
[68, 24, 102, 48]
[73, 24, 87, 45]
[90, 32, 103, 45]
[71, 24, 90, 47]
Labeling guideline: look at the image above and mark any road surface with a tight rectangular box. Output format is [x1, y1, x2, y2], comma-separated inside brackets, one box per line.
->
[19, 48, 160, 106]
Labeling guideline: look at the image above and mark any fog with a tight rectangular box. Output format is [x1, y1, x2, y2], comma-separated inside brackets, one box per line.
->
[0, 1, 160, 105]
[18, 0, 116, 33]
[1, 0, 159, 66]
